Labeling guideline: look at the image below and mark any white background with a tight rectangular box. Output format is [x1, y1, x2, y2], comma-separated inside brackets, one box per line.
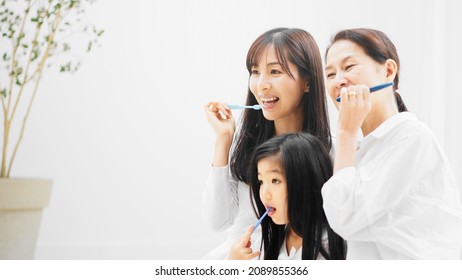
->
[6, 0, 461, 259]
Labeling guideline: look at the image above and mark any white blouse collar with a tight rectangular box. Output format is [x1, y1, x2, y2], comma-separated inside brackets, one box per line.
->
[359, 112, 417, 147]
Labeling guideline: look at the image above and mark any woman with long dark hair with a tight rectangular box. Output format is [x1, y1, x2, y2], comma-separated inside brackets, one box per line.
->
[202, 28, 332, 259]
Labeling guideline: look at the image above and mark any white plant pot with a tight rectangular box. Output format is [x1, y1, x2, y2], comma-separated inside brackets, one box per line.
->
[0, 178, 52, 259]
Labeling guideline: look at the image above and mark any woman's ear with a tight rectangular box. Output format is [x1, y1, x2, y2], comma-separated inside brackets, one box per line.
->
[385, 59, 398, 81]
[305, 82, 310, 93]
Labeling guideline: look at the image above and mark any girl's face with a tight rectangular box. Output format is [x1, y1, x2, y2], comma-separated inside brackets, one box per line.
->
[257, 155, 288, 225]
[249, 45, 308, 125]
[325, 40, 388, 109]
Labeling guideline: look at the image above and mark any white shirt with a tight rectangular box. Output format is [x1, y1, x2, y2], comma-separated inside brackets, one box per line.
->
[201, 166, 261, 259]
[278, 239, 302, 260]
[277, 235, 328, 260]
[322, 112, 462, 259]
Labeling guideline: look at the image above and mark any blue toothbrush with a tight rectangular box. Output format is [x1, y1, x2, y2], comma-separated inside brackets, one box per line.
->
[228, 104, 262, 110]
[336, 82, 394, 102]
[252, 207, 272, 234]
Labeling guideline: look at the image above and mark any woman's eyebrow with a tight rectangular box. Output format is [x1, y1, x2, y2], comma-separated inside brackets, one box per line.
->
[251, 62, 280, 68]
[325, 55, 356, 71]
[266, 62, 281, 66]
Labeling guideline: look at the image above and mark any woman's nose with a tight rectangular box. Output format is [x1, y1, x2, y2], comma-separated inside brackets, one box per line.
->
[335, 73, 348, 89]
[257, 75, 271, 94]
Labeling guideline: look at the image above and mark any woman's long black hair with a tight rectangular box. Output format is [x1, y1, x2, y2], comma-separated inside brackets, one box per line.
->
[249, 132, 346, 260]
[230, 28, 331, 183]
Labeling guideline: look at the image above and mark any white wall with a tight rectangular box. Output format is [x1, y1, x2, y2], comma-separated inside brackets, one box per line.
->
[8, 0, 461, 259]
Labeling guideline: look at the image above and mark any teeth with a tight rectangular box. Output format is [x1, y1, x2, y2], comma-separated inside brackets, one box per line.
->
[261, 97, 279, 102]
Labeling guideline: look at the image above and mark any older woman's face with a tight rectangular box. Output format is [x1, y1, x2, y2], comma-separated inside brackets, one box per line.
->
[324, 40, 387, 109]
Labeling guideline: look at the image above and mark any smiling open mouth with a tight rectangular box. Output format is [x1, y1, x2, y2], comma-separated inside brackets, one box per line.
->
[261, 97, 279, 109]
[262, 97, 279, 104]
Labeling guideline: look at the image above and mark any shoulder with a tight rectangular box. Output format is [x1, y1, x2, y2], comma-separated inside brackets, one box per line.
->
[384, 113, 436, 145]
[359, 113, 441, 162]
[382, 114, 446, 166]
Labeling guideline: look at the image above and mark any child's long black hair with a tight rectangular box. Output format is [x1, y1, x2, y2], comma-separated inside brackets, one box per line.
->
[249, 132, 346, 259]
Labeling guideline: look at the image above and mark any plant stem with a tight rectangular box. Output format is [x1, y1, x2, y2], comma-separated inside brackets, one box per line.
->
[1, 0, 33, 178]
[8, 14, 44, 125]
[6, 1, 63, 177]
[1, 116, 9, 177]
[7, 71, 43, 178]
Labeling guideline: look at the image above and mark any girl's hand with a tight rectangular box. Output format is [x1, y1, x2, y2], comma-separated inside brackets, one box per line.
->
[228, 225, 260, 260]
[338, 85, 371, 134]
[204, 101, 236, 140]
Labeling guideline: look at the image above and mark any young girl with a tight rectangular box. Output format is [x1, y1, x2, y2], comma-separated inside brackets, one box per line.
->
[202, 28, 332, 259]
[322, 28, 462, 259]
[229, 132, 345, 260]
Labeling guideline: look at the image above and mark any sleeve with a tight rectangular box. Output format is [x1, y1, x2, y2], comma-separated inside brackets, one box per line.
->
[201, 165, 239, 231]
[322, 127, 440, 241]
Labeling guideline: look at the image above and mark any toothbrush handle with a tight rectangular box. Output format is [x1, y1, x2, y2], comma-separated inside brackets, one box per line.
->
[228, 104, 261, 110]
[369, 82, 394, 93]
[227, 104, 244, 109]
[252, 208, 271, 234]
[336, 82, 394, 102]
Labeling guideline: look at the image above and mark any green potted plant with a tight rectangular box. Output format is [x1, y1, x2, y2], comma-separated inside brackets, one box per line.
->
[0, 0, 103, 259]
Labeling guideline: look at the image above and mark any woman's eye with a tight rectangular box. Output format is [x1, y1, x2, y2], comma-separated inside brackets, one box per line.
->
[345, 64, 355, 71]
[270, 69, 282, 74]
[326, 72, 335, 79]
[272, 178, 280, 184]
[251, 69, 259, 75]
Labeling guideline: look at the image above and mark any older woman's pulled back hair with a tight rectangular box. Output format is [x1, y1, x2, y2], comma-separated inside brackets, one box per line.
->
[326, 28, 408, 112]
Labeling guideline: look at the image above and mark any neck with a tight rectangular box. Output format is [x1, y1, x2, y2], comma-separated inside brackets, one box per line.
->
[274, 110, 304, 136]
[286, 227, 302, 253]
[362, 93, 399, 136]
